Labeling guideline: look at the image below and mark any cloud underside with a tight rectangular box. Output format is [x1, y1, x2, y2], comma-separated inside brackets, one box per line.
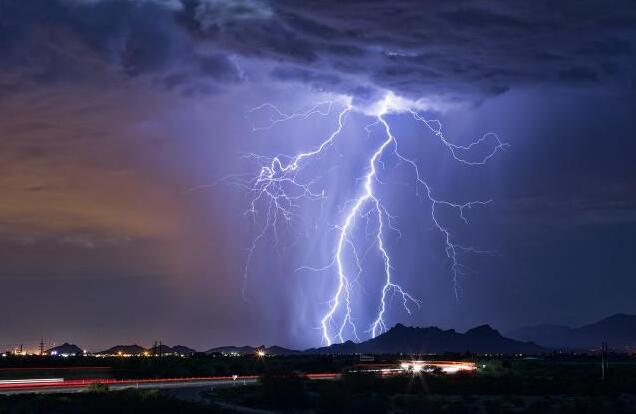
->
[0, 0, 635, 247]
[1, 0, 634, 102]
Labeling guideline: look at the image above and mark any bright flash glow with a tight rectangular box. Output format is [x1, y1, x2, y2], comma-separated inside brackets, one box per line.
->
[400, 360, 477, 374]
[256, 350, 266, 357]
[234, 91, 507, 346]
[411, 363, 423, 373]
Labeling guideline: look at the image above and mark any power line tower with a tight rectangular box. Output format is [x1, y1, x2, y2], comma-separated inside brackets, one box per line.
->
[39, 338, 45, 356]
[601, 341, 609, 381]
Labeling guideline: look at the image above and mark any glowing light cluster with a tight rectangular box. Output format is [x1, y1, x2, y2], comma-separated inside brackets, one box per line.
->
[400, 360, 477, 374]
[239, 92, 507, 346]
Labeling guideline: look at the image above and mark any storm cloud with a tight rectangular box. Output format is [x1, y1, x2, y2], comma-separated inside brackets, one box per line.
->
[1, 0, 636, 350]
[2, 0, 635, 102]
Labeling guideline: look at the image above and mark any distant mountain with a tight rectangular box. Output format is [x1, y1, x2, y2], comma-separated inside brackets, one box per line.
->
[508, 314, 636, 350]
[98, 344, 147, 355]
[47, 343, 82, 355]
[154, 344, 173, 354]
[153, 344, 197, 355]
[206, 345, 298, 355]
[266, 345, 300, 355]
[306, 323, 545, 354]
[171, 345, 197, 355]
[206, 345, 256, 355]
[95, 344, 197, 355]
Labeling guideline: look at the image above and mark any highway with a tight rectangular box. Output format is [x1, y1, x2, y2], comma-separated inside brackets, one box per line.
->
[0, 373, 339, 395]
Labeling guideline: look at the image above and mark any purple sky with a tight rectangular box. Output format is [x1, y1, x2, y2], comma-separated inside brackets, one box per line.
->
[1, 0, 635, 351]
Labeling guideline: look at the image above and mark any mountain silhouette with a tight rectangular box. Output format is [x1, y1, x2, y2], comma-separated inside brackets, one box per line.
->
[98, 344, 147, 355]
[170, 345, 197, 355]
[96, 344, 198, 355]
[508, 313, 636, 350]
[205, 345, 299, 355]
[306, 323, 545, 354]
[47, 342, 82, 355]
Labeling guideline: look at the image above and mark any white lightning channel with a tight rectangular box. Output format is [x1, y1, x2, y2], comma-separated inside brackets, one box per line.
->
[236, 93, 506, 346]
[241, 103, 351, 299]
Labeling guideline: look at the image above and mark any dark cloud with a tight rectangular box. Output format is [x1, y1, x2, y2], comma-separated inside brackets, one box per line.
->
[1, 0, 636, 348]
[177, 0, 636, 101]
[558, 67, 599, 84]
[578, 37, 632, 56]
[2, 0, 634, 102]
[269, 67, 341, 90]
[0, 0, 243, 94]
[439, 7, 533, 29]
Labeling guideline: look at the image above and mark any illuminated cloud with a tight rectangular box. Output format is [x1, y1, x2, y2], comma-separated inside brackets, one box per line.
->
[178, 0, 636, 101]
[0, 0, 635, 349]
[1, 0, 634, 102]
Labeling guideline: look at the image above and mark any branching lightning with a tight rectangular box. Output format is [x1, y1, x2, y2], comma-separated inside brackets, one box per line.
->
[237, 92, 507, 346]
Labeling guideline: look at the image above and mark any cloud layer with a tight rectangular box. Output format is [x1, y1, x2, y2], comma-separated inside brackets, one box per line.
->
[1, 0, 636, 349]
[2, 0, 635, 102]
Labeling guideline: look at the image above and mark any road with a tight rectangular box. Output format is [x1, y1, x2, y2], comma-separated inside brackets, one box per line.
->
[0, 376, 258, 395]
[0, 373, 339, 395]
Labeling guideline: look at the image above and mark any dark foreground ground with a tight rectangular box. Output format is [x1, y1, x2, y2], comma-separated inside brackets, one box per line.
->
[0, 389, 232, 414]
[1, 355, 636, 413]
[208, 357, 636, 414]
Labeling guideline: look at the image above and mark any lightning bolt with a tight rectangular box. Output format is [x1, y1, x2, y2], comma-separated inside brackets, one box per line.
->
[237, 92, 507, 346]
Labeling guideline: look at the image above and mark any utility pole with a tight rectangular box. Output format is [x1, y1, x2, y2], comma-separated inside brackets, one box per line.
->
[601, 341, 608, 381]
[40, 338, 45, 356]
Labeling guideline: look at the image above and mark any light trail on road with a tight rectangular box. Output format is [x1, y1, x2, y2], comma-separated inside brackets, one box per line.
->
[0, 373, 341, 394]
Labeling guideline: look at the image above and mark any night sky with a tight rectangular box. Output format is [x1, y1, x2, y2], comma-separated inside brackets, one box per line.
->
[1, 0, 635, 351]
